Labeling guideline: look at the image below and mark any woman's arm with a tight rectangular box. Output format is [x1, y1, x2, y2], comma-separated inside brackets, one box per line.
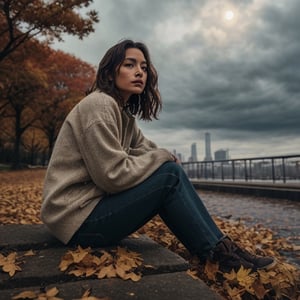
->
[77, 108, 173, 194]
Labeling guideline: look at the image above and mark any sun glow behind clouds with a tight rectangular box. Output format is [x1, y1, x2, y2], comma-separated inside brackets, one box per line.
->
[224, 10, 234, 21]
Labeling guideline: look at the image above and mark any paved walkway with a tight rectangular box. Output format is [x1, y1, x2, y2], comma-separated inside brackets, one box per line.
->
[192, 180, 300, 201]
[0, 225, 222, 300]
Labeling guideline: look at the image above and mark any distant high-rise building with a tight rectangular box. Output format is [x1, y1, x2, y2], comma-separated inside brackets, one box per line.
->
[177, 153, 183, 162]
[191, 143, 198, 162]
[214, 149, 229, 161]
[204, 132, 213, 161]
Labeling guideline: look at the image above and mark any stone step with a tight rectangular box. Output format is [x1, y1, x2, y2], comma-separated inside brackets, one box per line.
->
[1, 272, 221, 300]
[0, 236, 189, 290]
[0, 224, 60, 251]
[0, 225, 222, 300]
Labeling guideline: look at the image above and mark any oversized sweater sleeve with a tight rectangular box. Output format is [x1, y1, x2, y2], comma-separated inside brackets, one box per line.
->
[77, 96, 174, 194]
[128, 122, 159, 156]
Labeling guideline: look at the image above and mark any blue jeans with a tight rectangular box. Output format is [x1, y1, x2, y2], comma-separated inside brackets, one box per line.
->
[70, 162, 224, 259]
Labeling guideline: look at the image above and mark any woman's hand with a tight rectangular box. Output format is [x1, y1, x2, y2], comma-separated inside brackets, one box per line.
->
[171, 154, 181, 164]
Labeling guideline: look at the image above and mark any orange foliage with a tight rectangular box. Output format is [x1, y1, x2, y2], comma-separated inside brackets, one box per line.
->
[0, 40, 96, 166]
[37, 47, 96, 157]
[0, 0, 99, 62]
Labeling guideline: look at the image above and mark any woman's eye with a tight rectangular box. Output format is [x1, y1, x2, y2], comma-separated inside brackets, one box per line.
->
[142, 66, 148, 72]
[125, 63, 134, 68]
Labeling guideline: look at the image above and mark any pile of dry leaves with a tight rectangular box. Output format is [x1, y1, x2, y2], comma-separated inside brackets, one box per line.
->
[0, 169, 299, 299]
[59, 245, 144, 282]
[139, 216, 300, 299]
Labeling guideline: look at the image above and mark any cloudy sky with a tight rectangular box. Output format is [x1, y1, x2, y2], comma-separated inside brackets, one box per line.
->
[52, 0, 300, 161]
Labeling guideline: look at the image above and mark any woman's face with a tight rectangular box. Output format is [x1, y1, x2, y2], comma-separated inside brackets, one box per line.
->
[115, 48, 148, 102]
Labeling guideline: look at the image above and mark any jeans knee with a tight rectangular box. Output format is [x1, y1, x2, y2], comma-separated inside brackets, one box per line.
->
[158, 161, 184, 176]
[154, 162, 187, 188]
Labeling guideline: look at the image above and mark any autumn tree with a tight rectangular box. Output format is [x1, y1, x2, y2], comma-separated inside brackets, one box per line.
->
[0, 38, 95, 168]
[0, 0, 99, 62]
[21, 128, 48, 165]
[36, 48, 96, 159]
[0, 43, 48, 169]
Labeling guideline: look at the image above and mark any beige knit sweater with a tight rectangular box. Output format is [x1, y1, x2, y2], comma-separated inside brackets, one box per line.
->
[41, 91, 174, 244]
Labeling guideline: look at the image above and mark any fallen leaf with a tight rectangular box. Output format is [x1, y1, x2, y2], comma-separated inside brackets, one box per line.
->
[186, 269, 199, 280]
[24, 249, 35, 256]
[223, 269, 237, 282]
[236, 266, 256, 288]
[3, 262, 22, 276]
[252, 280, 268, 299]
[0, 252, 22, 276]
[122, 271, 142, 282]
[46, 287, 60, 297]
[78, 288, 110, 300]
[12, 290, 37, 299]
[97, 264, 117, 279]
[204, 260, 219, 281]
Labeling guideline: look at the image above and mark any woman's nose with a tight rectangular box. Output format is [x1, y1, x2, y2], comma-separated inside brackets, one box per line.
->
[135, 67, 143, 76]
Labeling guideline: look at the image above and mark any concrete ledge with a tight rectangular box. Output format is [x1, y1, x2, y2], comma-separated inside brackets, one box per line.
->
[1, 272, 221, 300]
[0, 224, 60, 251]
[0, 225, 189, 290]
[0, 237, 189, 290]
[0, 225, 222, 300]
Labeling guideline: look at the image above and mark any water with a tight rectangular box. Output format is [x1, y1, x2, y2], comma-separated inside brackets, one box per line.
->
[197, 190, 300, 267]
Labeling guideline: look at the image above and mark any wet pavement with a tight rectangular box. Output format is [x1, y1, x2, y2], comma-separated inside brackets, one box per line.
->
[197, 190, 300, 267]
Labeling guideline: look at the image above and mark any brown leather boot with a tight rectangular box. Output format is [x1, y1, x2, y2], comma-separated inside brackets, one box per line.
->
[209, 238, 254, 272]
[209, 237, 276, 272]
[234, 243, 276, 270]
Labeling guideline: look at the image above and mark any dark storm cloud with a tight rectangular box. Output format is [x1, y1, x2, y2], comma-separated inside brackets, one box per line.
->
[150, 0, 300, 142]
[53, 0, 300, 157]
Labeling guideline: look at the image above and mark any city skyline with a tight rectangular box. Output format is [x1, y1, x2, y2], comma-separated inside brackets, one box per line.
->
[176, 132, 230, 162]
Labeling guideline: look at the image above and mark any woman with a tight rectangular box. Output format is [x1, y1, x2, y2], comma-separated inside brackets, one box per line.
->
[41, 39, 275, 272]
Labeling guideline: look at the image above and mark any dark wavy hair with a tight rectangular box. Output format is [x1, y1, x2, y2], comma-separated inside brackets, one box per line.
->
[88, 39, 162, 120]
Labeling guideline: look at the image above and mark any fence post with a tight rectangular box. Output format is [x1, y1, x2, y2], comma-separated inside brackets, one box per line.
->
[271, 158, 275, 183]
[282, 157, 286, 183]
[244, 159, 248, 181]
[221, 162, 224, 181]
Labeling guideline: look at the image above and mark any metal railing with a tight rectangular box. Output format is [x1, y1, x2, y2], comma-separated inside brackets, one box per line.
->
[181, 154, 300, 183]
